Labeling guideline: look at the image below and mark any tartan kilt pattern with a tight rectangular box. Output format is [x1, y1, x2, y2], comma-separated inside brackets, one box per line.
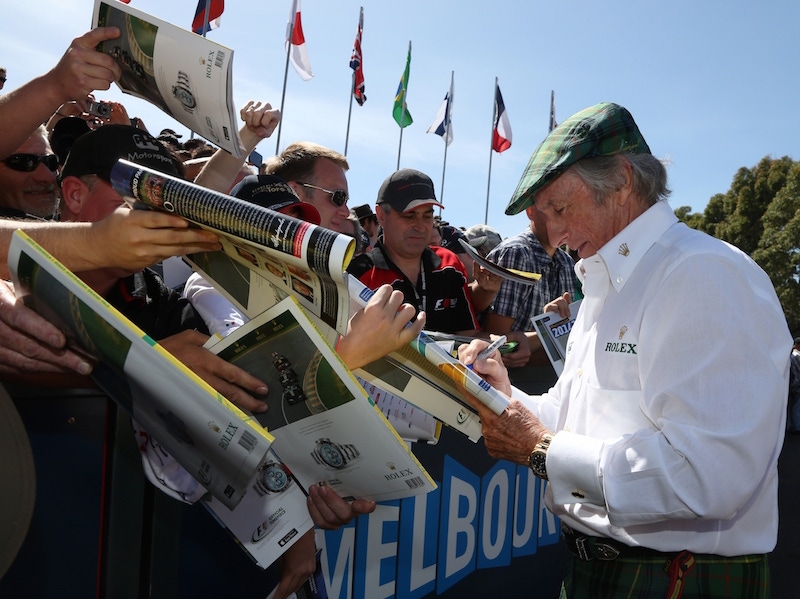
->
[559, 553, 769, 599]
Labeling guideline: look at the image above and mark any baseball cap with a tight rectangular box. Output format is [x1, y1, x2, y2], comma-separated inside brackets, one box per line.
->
[377, 168, 444, 213]
[231, 175, 320, 224]
[465, 224, 503, 255]
[159, 128, 183, 139]
[505, 102, 651, 215]
[60, 125, 180, 182]
[438, 225, 468, 255]
[49, 117, 90, 165]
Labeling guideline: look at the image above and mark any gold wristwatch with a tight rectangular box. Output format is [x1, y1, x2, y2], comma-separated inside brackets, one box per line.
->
[528, 433, 553, 480]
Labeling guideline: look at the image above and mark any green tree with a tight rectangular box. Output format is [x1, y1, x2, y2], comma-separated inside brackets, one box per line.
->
[674, 156, 800, 335]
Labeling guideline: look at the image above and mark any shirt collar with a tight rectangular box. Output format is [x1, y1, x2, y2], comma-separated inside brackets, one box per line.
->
[577, 200, 677, 292]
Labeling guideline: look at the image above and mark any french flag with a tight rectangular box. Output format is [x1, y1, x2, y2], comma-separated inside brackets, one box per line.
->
[192, 0, 224, 36]
[492, 83, 512, 153]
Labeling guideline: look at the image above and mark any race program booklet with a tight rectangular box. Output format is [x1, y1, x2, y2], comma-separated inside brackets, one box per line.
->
[92, 0, 244, 156]
[8, 231, 273, 509]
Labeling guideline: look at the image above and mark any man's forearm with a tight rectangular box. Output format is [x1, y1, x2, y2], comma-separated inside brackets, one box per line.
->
[0, 221, 95, 279]
[0, 75, 64, 157]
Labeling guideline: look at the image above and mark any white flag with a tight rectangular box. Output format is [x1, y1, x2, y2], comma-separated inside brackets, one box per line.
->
[286, 0, 313, 81]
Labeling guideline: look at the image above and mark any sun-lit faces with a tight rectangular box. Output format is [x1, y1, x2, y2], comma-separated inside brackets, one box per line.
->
[60, 176, 127, 224]
[533, 170, 621, 259]
[0, 131, 59, 218]
[294, 158, 350, 233]
[378, 204, 435, 261]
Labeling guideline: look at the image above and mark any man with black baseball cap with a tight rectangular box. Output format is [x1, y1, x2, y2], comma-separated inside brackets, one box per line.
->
[347, 168, 481, 334]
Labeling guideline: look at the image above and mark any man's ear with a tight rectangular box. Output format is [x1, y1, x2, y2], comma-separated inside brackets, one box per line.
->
[58, 176, 88, 219]
[286, 181, 305, 200]
[615, 158, 635, 207]
[375, 203, 388, 227]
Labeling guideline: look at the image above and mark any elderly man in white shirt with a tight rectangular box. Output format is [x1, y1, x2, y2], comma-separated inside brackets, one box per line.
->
[460, 102, 790, 598]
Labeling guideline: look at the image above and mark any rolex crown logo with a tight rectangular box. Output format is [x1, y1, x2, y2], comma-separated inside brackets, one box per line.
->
[618, 243, 630, 256]
[619, 325, 628, 340]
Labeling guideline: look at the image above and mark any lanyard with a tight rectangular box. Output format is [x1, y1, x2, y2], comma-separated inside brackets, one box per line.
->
[411, 259, 427, 313]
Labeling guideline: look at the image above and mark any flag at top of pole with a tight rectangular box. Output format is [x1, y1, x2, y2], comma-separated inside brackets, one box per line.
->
[427, 76, 454, 146]
[492, 82, 512, 153]
[286, 0, 313, 81]
[350, 7, 366, 105]
[192, 0, 224, 35]
[392, 43, 413, 128]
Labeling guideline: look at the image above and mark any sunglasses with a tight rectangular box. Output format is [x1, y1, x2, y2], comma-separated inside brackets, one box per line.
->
[299, 182, 349, 207]
[2, 153, 59, 173]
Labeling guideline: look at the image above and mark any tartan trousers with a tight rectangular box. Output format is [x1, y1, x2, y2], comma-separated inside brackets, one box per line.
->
[559, 552, 769, 599]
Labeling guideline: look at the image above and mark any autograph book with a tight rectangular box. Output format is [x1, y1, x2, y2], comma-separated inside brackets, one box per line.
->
[8, 231, 273, 509]
[92, 0, 244, 157]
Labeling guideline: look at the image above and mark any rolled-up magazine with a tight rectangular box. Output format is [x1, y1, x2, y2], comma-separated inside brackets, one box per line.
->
[110, 159, 354, 333]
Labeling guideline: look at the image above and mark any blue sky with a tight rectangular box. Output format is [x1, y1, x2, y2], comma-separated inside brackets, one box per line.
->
[2, 0, 798, 240]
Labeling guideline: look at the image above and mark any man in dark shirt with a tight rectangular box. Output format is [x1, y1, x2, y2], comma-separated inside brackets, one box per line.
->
[347, 168, 480, 334]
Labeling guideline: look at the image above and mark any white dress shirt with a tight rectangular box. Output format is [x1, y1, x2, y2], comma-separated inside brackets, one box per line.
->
[517, 200, 791, 555]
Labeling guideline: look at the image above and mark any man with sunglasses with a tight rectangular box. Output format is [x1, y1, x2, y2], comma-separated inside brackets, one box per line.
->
[265, 141, 352, 234]
[0, 126, 60, 219]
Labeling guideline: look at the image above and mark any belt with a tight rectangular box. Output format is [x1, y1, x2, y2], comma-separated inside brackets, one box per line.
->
[561, 524, 668, 561]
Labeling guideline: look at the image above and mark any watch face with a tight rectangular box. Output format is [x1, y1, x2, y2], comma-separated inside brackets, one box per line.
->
[318, 442, 345, 468]
[530, 452, 547, 478]
[261, 463, 289, 492]
[172, 86, 196, 108]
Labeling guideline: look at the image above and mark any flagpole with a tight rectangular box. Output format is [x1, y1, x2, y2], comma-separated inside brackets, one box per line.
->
[203, 0, 210, 37]
[344, 7, 363, 156]
[276, 1, 297, 155]
[344, 71, 355, 156]
[485, 77, 498, 225]
[190, 1, 212, 141]
[438, 70, 454, 211]
[396, 40, 411, 171]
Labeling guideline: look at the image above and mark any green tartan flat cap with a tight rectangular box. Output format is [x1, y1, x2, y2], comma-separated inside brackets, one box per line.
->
[505, 102, 651, 215]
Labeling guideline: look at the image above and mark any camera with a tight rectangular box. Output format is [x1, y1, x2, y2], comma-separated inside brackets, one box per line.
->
[86, 100, 111, 119]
